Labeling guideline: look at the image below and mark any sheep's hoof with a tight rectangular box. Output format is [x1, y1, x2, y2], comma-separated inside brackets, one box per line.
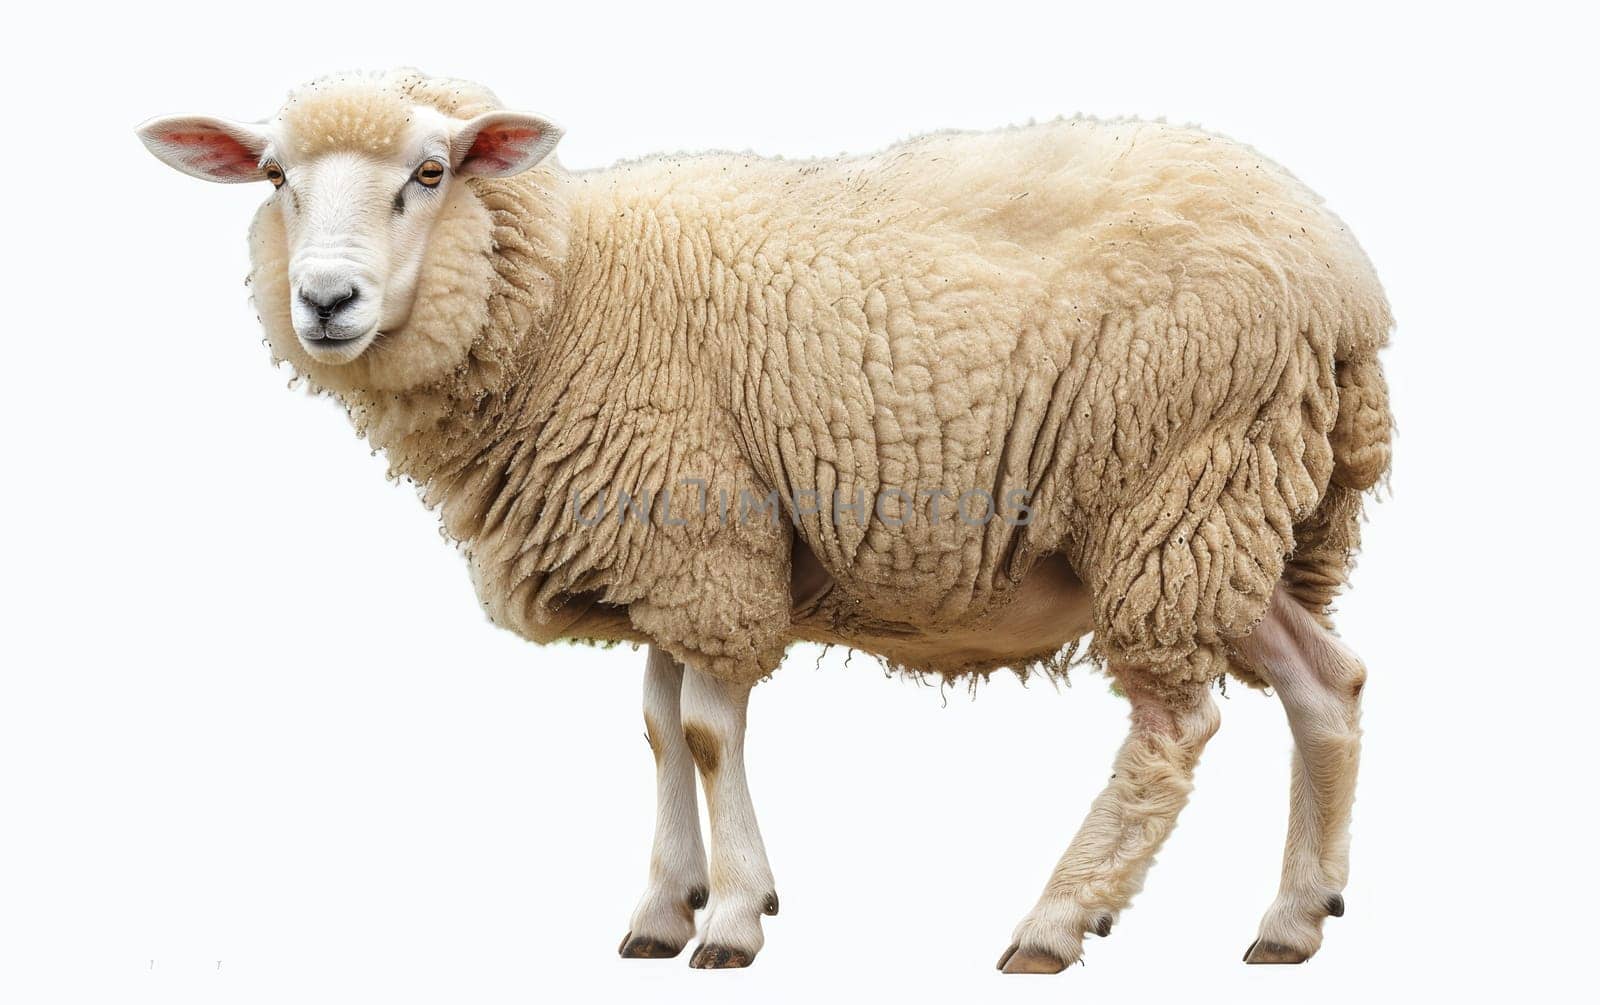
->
[1243, 939, 1311, 965]
[997, 944, 1069, 974]
[689, 943, 755, 969]
[618, 932, 685, 959]
[1325, 894, 1345, 918]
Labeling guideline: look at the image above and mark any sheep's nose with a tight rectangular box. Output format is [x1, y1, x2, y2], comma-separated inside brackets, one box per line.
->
[298, 285, 358, 323]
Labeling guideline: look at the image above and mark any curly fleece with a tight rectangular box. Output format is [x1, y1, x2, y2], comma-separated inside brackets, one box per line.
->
[249, 72, 1392, 686]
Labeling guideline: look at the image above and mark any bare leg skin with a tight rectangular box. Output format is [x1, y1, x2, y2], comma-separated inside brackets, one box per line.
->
[1235, 586, 1366, 964]
[680, 666, 778, 968]
[999, 671, 1220, 973]
[619, 647, 710, 959]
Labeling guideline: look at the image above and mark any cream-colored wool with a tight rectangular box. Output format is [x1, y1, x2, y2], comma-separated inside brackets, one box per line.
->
[246, 72, 1391, 693]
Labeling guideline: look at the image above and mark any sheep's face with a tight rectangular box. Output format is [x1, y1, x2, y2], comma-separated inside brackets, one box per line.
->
[138, 94, 559, 373]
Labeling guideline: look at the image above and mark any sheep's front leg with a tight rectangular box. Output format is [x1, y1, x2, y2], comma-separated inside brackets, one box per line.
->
[999, 671, 1220, 973]
[680, 666, 778, 969]
[1235, 587, 1366, 964]
[619, 647, 709, 958]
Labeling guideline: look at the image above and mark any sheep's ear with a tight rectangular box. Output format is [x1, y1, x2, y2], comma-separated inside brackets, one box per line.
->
[451, 111, 562, 178]
[136, 116, 272, 184]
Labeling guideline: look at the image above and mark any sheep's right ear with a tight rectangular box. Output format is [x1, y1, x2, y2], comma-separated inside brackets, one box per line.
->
[136, 116, 272, 183]
[451, 111, 562, 178]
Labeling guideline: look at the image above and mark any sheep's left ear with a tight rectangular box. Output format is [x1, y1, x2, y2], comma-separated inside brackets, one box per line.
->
[451, 111, 562, 178]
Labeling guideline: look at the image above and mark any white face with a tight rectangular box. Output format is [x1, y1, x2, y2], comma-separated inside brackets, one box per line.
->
[138, 104, 560, 365]
[273, 111, 456, 362]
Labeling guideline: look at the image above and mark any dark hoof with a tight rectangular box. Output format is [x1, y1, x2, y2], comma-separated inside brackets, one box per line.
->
[1325, 894, 1345, 918]
[1093, 915, 1113, 938]
[688, 886, 709, 911]
[689, 943, 755, 969]
[763, 892, 780, 916]
[1243, 939, 1310, 965]
[997, 944, 1069, 974]
[619, 932, 684, 959]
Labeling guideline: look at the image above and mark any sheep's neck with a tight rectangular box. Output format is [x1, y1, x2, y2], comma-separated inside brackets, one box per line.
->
[354, 170, 738, 616]
[343, 170, 573, 545]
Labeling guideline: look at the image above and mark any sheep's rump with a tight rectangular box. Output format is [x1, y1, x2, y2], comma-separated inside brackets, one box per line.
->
[725, 119, 1392, 682]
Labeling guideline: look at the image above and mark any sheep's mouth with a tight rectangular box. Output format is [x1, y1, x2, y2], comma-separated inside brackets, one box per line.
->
[299, 327, 377, 365]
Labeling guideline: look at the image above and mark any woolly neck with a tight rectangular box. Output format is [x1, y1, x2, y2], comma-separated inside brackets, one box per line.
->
[248, 166, 573, 544]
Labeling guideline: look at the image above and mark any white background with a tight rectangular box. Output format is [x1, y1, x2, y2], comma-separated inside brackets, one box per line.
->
[4, 2, 1597, 1002]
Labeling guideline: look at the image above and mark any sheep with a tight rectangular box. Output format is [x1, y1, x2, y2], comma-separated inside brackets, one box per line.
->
[138, 68, 1392, 972]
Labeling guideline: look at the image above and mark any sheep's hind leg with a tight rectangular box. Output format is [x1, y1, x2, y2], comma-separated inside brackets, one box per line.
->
[999, 669, 1220, 974]
[1236, 586, 1366, 965]
[681, 666, 778, 969]
[619, 647, 709, 959]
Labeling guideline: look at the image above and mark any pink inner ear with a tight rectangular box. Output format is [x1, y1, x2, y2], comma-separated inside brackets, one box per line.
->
[465, 126, 542, 172]
[159, 126, 260, 180]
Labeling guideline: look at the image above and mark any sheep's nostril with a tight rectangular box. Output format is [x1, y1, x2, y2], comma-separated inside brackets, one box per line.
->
[299, 286, 358, 322]
[296, 285, 368, 345]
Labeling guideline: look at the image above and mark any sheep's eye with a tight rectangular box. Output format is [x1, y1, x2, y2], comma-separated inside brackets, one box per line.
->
[415, 160, 445, 187]
[264, 163, 286, 188]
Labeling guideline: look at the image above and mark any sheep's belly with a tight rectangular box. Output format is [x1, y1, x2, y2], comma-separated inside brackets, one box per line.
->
[789, 550, 1095, 677]
[537, 549, 1094, 677]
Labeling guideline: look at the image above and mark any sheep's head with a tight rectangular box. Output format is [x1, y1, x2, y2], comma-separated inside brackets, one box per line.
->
[138, 72, 561, 388]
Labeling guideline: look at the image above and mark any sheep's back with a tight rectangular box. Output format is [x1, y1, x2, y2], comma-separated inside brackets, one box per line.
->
[719, 119, 1390, 677]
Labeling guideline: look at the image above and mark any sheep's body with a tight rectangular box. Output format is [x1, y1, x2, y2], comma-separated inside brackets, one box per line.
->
[254, 95, 1390, 687]
[208, 71, 1391, 970]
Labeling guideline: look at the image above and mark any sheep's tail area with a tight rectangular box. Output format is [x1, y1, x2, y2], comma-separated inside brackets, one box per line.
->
[1282, 351, 1393, 625]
